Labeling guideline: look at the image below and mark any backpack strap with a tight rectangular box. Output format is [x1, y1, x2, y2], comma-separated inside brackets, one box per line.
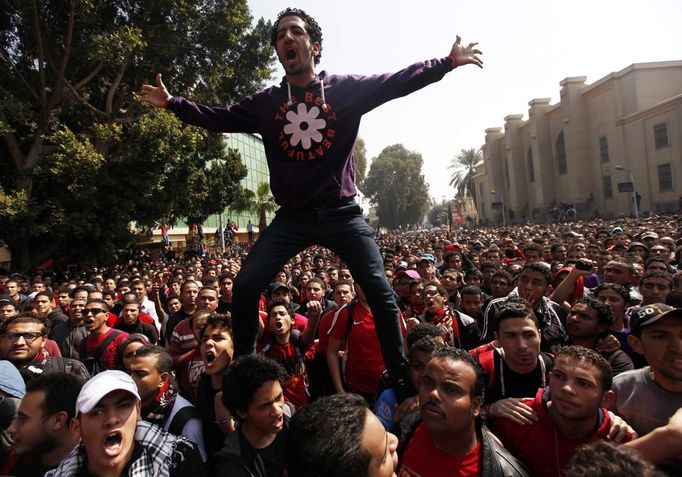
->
[168, 405, 200, 436]
[478, 348, 496, 389]
[344, 300, 358, 337]
[82, 330, 122, 368]
[290, 329, 306, 372]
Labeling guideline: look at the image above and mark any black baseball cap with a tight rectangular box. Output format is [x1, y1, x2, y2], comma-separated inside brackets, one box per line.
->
[630, 303, 682, 336]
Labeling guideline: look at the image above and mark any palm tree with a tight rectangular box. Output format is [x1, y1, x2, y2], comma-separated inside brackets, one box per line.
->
[229, 181, 277, 232]
[448, 148, 482, 209]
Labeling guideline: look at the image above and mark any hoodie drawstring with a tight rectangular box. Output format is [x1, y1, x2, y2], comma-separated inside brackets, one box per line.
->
[285, 78, 329, 112]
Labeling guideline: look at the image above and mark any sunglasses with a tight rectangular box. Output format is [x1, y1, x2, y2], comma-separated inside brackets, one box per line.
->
[82, 308, 105, 316]
[4, 332, 44, 343]
[421, 289, 440, 297]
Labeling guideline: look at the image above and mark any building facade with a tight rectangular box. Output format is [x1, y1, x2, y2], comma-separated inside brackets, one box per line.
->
[475, 60, 682, 224]
[162, 132, 273, 247]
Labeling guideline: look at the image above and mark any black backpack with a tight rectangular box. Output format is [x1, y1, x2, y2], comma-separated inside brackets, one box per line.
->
[80, 330, 123, 375]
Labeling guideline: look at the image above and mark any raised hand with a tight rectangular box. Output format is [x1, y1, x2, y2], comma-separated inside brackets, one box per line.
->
[449, 35, 483, 68]
[140, 73, 172, 108]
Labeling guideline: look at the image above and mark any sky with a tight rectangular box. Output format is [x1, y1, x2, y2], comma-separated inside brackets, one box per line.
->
[248, 0, 682, 202]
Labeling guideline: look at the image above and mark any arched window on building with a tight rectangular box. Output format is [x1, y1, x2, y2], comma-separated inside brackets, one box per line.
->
[556, 131, 567, 175]
[527, 147, 535, 183]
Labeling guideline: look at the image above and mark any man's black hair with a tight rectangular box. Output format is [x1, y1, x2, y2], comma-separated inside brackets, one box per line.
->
[575, 297, 614, 327]
[594, 283, 629, 306]
[460, 285, 483, 298]
[641, 269, 673, 289]
[270, 8, 323, 65]
[198, 313, 232, 339]
[221, 354, 285, 419]
[406, 322, 442, 349]
[563, 441, 665, 477]
[423, 280, 447, 297]
[102, 289, 116, 300]
[464, 268, 483, 280]
[267, 296, 295, 317]
[431, 346, 484, 400]
[25, 372, 85, 421]
[493, 297, 539, 332]
[478, 261, 497, 272]
[644, 256, 671, 272]
[554, 345, 613, 392]
[520, 262, 552, 286]
[408, 335, 443, 358]
[287, 393, 369, 477]
[133, 344, 172, 374]
[522, 242, 542, 254]
[491, 269, 513, 284]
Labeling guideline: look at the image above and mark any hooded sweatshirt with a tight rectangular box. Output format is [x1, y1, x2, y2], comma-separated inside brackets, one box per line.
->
[490, 387, 630, 477]
[168, 58, 454, 209]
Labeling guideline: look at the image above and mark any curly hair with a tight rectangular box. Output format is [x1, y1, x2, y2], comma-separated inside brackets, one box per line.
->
[270, 8, 323, 65]
[221, 354, 285, 418]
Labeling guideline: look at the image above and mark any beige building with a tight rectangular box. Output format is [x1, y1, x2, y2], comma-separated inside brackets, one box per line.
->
[475, 60, 682, 224]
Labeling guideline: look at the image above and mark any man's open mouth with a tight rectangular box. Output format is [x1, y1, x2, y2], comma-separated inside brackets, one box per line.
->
[104, 431, 122, 456]
[205, 350, 216, 365]
[285, 47, 296, 60]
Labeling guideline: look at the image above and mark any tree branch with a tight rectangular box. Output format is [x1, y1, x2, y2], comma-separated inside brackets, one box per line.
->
[0, 111, 25, 169]
[74, 62, 103, 90]
[105, 55, 129, 116]
[0, 52, 40, 102]
[30, 0, 46, 104]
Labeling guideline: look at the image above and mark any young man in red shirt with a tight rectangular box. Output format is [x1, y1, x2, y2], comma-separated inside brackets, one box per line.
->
[327, 282, 391, 405]
[397, 346, 528, 477]
[490, 346, 633, 477]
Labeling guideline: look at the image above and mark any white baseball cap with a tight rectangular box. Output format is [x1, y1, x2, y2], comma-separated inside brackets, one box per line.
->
[76, 370, 140, 416]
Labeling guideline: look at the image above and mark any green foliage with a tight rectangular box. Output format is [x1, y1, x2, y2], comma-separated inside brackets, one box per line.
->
[362, 144, 430, 229]
[230, 181, 277, 231]
[0, 0, 275, 269]
[427, 204, 449, 227]
[354, 138, 367, 187]
[448, 148, 482, 209]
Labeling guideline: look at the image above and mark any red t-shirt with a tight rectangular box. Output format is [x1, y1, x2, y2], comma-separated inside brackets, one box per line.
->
[84, 328, 129, 371]
[316, 306, 340, 355]
[399, 423, 481, 477]
[183, 347, 205, 403]
[258, 334, 311, 410]
[490, 387, 632, 477]
[329, 301, 385, 394]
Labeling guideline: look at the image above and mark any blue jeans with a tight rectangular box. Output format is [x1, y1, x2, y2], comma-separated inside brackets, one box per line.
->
[232, 199, 412, 400]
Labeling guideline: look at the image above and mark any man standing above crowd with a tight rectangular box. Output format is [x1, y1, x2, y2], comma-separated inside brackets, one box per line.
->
[142, 7, 483, 400]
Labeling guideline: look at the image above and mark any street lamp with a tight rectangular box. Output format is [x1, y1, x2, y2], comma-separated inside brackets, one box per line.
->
[491, 190, 506, 226]
[615, 165, 639, 219]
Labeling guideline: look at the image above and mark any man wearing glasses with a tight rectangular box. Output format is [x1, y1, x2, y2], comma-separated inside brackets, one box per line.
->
[0, 315, 89, 382]
[79, 299, 129, 375]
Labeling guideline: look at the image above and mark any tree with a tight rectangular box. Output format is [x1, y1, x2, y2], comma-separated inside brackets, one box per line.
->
[427, 203, 449, 227]
[448, 148, 482, 210]
[0, 0, 275, 269]
[354, 137, 367, 187]
[229, 181, 277, 232]
[362, 144, 429, 229]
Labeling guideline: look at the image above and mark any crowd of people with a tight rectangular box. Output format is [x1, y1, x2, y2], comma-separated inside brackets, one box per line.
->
[0, 214, 681, 476]
[1, 5, 680, 477]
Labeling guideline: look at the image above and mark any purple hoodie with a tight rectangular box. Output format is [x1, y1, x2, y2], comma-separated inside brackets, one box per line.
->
[168, 57, 454, 209]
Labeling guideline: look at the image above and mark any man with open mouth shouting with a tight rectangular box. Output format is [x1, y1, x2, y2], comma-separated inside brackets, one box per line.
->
[45, 370, 205, 477]
[141, 7, 483, 403]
